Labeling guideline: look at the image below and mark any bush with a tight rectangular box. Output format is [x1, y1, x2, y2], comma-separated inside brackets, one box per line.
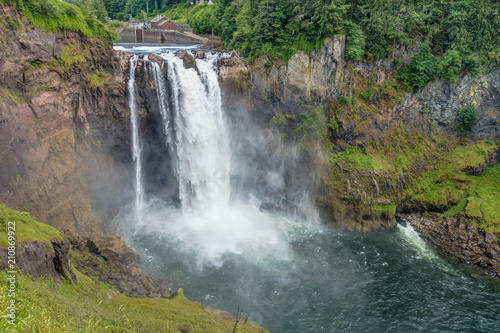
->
[457, 105, 477, 131]
[437, 50, 462, 83]
[397, 37, 438, 91]
[463, 54, 480, 76]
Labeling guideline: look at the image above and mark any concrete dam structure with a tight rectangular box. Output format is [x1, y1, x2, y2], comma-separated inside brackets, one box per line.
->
[119, 29, 206, 44]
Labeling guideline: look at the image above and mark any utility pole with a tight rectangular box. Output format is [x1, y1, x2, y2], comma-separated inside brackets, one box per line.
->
[186, 0, 189, 24]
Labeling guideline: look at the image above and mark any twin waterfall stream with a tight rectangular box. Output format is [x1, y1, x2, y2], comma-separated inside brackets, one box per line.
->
[120, 47, 499, 333]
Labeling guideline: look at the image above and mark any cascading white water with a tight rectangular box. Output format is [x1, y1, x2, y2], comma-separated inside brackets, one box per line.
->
[133, 52, 289, 268]
[128, 54, 144, 221]
[167, 56, 231, 211]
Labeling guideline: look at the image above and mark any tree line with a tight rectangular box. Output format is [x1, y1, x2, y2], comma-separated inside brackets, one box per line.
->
[187, 0, 499, 90]
[86, 0, 499, 90]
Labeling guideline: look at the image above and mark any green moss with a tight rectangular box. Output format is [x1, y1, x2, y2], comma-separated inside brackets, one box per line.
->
[59, 43, 88, 74]
[410, 182, 464, 211]
[0, 86, 24, 104]
[0, 204, 62, 248]
[372, 203, 396, 214]
[331, 145, 380, 171]
[88, 70, 112, 89]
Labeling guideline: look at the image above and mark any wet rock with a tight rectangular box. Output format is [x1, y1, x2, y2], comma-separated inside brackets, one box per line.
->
[401, 213, 500, 278]
[196, 50, 205, 59]
[148, 54, 163, 65]
[176, 51, 198, 71]
[68, 231, 172, 298]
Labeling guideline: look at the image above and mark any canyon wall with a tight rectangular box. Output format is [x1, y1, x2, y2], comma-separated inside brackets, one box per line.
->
[218, 36, 499, 230]
[0, 6, 133, 236]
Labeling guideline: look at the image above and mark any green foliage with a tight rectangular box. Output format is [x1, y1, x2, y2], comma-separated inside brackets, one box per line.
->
[457, 104, 477, 131]
[31, 60, 43, 68]
[360, 88, 374, 101]
[420, 107, 430, 114]
[202, 0, 499, 80]
[190, 4, 219, 34]
[0, 204, 62, 248]
[343, 20, 365, 61]
[8, 20, 20, 30]
[53, 43, 89, 75]
[463, 54, 480, 76]
[397, 37, 438, 91]
[88, 70, 112, 89]
[437, 49, 462, 83]
[296, 108, 328, 142]
[10, 0, 114, 41]
[393, 58, 402, 70]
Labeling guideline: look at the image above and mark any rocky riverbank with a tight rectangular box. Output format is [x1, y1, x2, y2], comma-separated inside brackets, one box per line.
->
[400, 213, 500, 278]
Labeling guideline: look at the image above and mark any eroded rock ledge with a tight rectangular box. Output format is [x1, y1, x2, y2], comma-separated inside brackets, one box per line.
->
[0, 237, 77, 284]
[400, 213, 500, 278]
[66, 231, 172, 298]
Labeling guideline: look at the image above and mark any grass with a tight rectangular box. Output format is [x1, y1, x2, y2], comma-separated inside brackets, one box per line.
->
[0, 204, 61, 248]
[0, 206, 267, 332]
[0, 270, 266, 332]
[5, 0, 115, 41]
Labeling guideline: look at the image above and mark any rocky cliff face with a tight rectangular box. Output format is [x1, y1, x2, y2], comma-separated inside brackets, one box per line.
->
[218, 34, 499, 229]
[401, 213, 500, 278]
[0, 6, 134, 236]
[0, 237, 77, 284]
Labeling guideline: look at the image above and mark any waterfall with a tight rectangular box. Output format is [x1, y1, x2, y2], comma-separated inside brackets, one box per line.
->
[128, 54, 144, 221]
[130, 52, 286, 268]
[163, 55, 231, 212]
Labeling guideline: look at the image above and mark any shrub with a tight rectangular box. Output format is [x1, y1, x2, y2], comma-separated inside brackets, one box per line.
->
[437, 50, 462, 83]
[360, 88, 374, 101]
[457, 105, 477, 131]
[397, 37, 438, 91]
[463, 54, 480, 76]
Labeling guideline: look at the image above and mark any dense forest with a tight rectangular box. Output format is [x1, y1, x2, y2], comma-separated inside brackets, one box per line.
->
[98, 0, 500, 90]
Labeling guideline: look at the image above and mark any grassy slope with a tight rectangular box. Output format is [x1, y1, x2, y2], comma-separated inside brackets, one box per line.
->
[0, 206, 266, 332]
[0, 204, 62, 247]
[327, 135, 500, 234]
[160, 3, 202, 24]
[0, 0, 115, 41]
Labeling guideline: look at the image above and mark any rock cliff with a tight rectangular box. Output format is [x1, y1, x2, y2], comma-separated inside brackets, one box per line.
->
[0, 237, 77, 284]
[0, 6, 133, 236]
[217, 33, 500, 276]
